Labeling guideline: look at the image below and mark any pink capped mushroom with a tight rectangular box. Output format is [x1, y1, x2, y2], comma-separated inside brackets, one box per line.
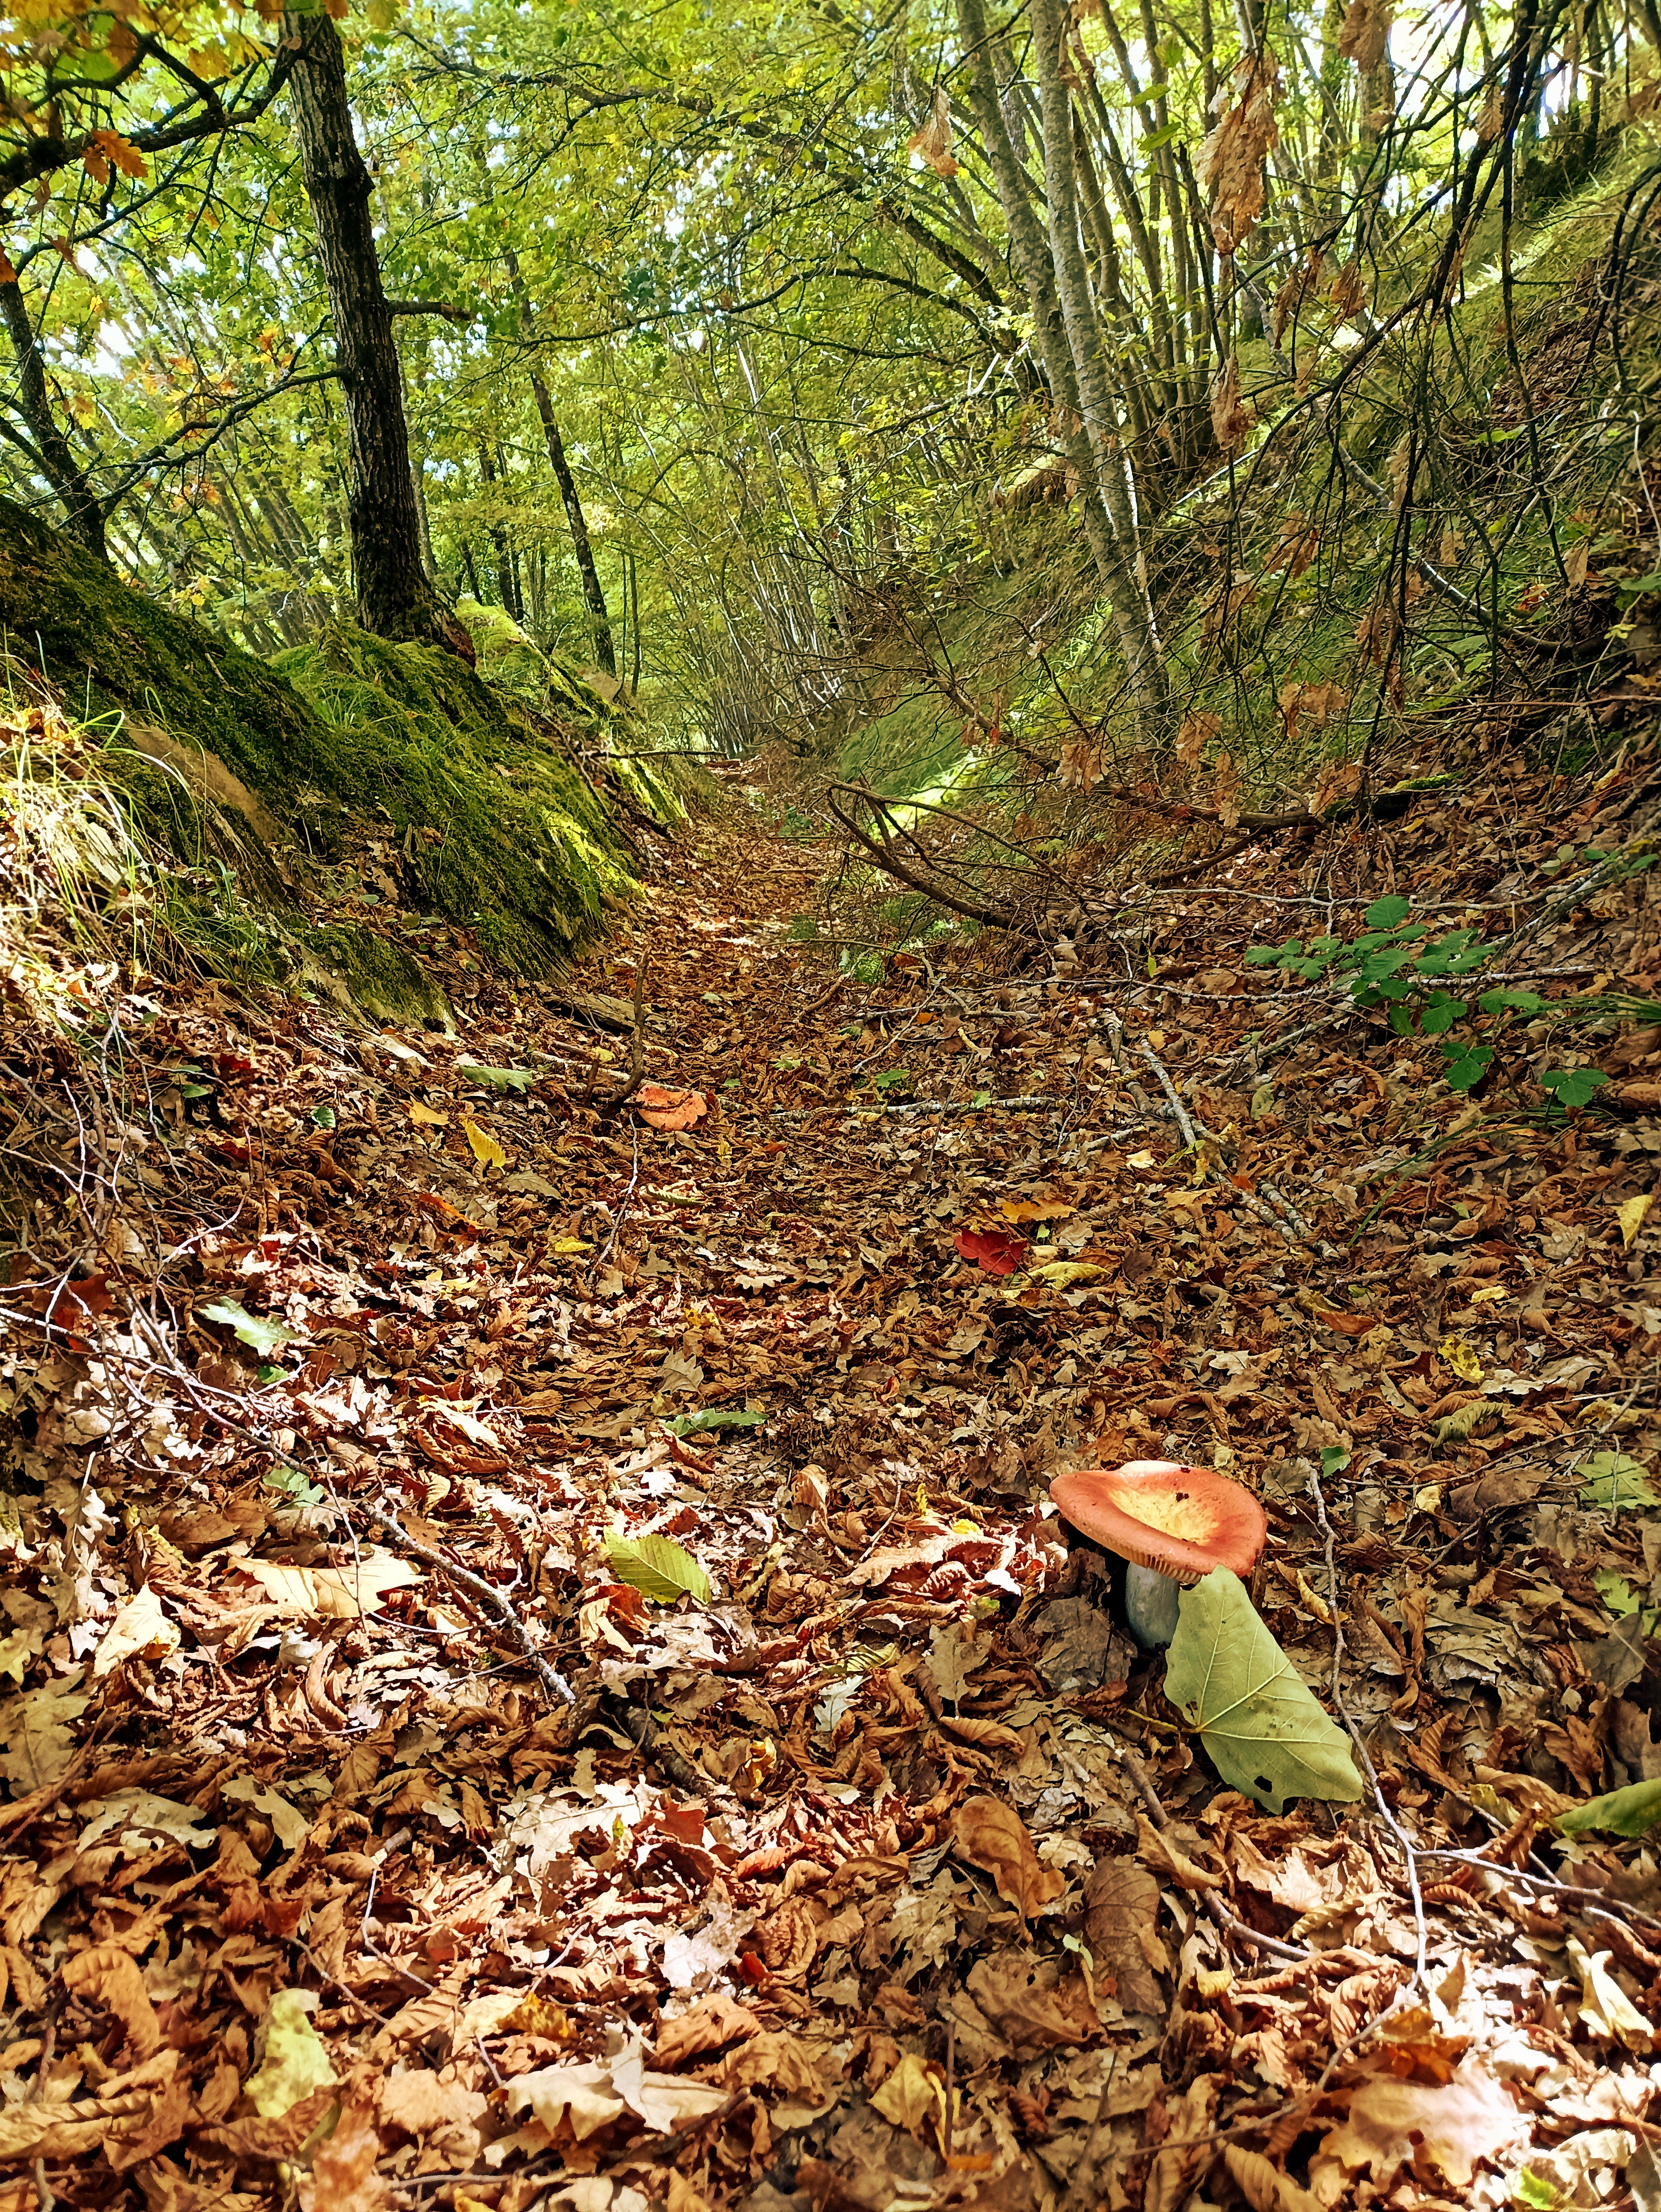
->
[1050, 1460, 1269, 1648]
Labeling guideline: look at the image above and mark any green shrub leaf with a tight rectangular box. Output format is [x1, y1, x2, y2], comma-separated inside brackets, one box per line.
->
[1165, 1569, 1363, 1813]
[1363, 895, 1411, 928]
[1540, 1066, 1609, 1107]
[668, 1407, 765, 1436]
[459, 1064, 538, 1092]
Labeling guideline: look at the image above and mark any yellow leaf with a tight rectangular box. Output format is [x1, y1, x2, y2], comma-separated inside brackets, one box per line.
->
[1295, 1569, 1332, 1623]
[410, 1100, 447, 1128]
[1031, 1261, 1111, 1288]
[239, 1548, 420, 1621]
[871, 2051, 945, 2137]
[1127, 1149, 1158, 1169]
[461, 1115, 506, 1171]
[245, 1990, 336, 2117]
[550, 1236, 590, 1254]
[1617, 1193, 1655, 1250]
[1415, 1483, 1443, 1514]
[1468, 1283, 1507, 1304]
[426, 1402, 502, 1449]
[1438, 1335, 1484, 1383]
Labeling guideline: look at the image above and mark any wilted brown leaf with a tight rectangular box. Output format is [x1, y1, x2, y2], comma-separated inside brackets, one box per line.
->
[1224, 2146, 1325, 2212]
[1329, 257, 1368, 319]
[298, 2079, 389, 2212]
[1211, 356, 1251, 451]
[952, 1796, 1064, 1917]
[1083, 1857, 1164, 2012]
[1057, 736, 1104, 793]
[61, 1943, 161, 2057]
[964, 1954, 1098, 2057]
[639, 1084, 709, 1130]
[1193, 49, 1282, 254]
[1317, 2056, 1528, 2191]
[1136, 1814, 1223, 1890]
[1337, 0, 1391, 69]
[1175, 710, 1221, 769]
[907, 88, 960, 177]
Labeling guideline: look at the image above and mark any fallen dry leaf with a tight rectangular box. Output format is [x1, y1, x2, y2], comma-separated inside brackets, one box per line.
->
[952, 1796, 1065, 1917]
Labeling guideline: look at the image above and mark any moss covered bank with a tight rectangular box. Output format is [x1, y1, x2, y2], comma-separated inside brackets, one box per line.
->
[0, 495, 652, 1016]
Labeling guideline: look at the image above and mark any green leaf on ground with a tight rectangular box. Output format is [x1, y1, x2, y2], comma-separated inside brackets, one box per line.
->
[667, 1407, 765, 1437]
[1165, 1569, 1363, 1814]
[459, 1063, 538, 1092]
[1540, 1066, 1609, 1108]
[604, 1528, 711, 1606]
[1556, 1777, 1661, 1838]
[1581, 1451, 1660, 1513]
[199, 1299, 296, 1358]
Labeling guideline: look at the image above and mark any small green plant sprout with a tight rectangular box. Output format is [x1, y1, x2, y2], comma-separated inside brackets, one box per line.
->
[1539, 1067, 1609, 1110]
[1245, 896, 1608, 1095]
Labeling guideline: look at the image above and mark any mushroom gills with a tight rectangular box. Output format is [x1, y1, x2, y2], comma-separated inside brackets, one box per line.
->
[1125, 1562, 1182, 1648]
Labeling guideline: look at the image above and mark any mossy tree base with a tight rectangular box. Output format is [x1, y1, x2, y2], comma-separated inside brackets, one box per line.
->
[0, 493, 647, 1015]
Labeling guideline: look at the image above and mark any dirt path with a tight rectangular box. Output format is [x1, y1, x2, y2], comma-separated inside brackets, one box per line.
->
[6, 775, 1661, 2210]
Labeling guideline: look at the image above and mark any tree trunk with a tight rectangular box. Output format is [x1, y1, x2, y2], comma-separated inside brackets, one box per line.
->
[282, 10, 472, 662]
[476, 440, 523, 620]
[0, 279, 107, 561]
[627, 550, 641, 692]
[529, 372, 616, 676]
[957, 0, 1166, 741]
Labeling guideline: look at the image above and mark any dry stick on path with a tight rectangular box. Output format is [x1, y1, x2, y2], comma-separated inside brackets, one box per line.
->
[1110, 1733, 1311, 1967]
[825, 788, 1041, 937]
[374, 1504, 573, 1704]
[604, 955, 651, 1114]
[1138, 1034, 1316, 1248]
[1057, 2052, 1120, 2212]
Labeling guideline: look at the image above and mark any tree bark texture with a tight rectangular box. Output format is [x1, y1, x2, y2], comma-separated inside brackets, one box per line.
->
[1028, 0, 1166, 732]
[956, 0, 1166, 740]
[282, 11, 472, 662]
[0, 279, 108, 562]
[530, 372, 617, 676]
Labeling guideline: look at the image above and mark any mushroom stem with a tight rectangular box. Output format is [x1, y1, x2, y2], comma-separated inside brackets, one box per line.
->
[1124, 1562, 1182, 1648]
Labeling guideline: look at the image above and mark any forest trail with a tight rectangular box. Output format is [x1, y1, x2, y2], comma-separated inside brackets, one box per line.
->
[9, 752, 1661, 2212]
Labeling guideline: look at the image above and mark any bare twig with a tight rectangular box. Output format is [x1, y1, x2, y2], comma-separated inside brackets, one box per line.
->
[1109, 1733, 1311, 1964]
[608, 956, 651, 1112]
[374, 1505, 574, 1705]
[362, 1832, 435, 1992]
[1059, 2053, 1120, 2212]
[1138, 1036, 1197, 1148]
[595, 1125, 641, 1270]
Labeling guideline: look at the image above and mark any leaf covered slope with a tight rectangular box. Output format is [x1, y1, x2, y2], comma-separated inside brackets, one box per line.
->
[4, 725, 1661, 2208]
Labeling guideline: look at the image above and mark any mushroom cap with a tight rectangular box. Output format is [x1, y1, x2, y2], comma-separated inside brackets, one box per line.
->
[1049, 1460, 1268, 1585]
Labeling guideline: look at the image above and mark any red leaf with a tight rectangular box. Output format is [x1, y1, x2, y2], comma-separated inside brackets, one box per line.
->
[955, 1226, 1029, 1275]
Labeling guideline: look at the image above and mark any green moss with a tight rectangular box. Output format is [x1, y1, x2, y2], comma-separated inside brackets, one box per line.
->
[299, 922, 455, 1030]
[0, 495, 646, 991]
[273, 622, 637, 974]
[0, 491, 330, 821]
